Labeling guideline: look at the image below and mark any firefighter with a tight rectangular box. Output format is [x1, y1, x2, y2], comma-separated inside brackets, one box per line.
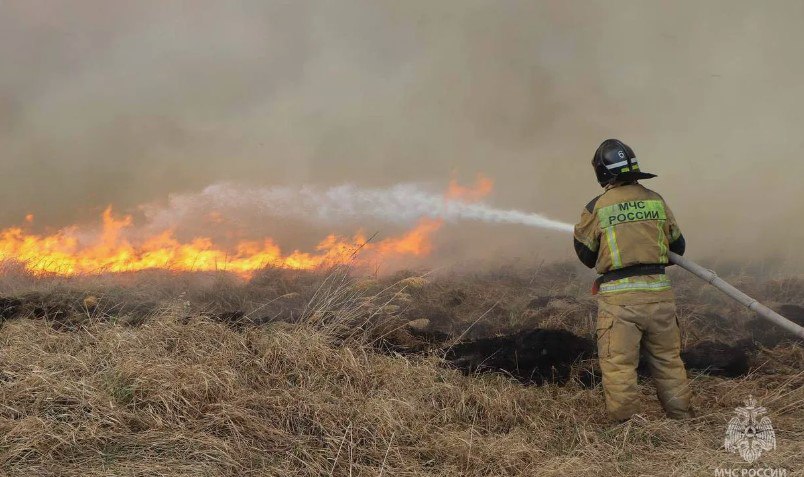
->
[574, 139, 693, 421]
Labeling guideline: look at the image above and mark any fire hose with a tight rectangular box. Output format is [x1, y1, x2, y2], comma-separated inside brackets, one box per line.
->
[553, 221, 803, 339]
[667, 251, 804, 340]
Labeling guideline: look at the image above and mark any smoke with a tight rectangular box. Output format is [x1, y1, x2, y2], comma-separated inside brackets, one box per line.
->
[142, 182, 574, 234]
[1, 1, 802, 266]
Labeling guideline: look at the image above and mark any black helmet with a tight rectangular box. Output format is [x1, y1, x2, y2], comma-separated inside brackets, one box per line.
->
[592, 139, 656, 186]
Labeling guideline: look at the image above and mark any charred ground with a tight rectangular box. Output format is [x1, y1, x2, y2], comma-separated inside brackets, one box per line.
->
[0, 261, 801, 475]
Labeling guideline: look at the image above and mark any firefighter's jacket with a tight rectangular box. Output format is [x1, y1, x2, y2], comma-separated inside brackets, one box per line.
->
[573, 182, 686, 304]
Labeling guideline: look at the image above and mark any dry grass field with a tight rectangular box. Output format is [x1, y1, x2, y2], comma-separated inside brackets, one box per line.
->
[0, 261, 801, 476]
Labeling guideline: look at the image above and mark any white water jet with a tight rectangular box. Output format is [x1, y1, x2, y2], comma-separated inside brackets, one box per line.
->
[142, 182, 574, 233]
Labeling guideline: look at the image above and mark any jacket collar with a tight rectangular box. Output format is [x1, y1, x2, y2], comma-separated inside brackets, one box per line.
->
[605, 180, 638, 191]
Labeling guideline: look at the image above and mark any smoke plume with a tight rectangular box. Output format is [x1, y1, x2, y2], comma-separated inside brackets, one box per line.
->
[1, 1, 801, 267]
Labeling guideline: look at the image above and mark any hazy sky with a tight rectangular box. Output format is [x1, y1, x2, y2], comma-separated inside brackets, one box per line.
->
[1, 1, 802, 265]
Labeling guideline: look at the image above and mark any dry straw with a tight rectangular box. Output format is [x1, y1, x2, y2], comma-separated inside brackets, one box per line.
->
[0, 262, 801, 476]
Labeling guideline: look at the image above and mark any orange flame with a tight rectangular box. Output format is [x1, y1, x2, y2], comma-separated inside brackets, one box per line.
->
[446, 173, 494, 202]
[0, 207, 442, 277]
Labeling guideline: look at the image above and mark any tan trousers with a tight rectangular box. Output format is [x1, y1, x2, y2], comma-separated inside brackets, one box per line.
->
[596, 300, 692, 420]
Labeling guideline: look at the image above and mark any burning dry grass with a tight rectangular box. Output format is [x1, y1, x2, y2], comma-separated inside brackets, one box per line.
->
[0, 262, 802, 476]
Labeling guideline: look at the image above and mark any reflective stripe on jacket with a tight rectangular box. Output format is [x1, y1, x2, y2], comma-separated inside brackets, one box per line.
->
[574, 182, 684, 304]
